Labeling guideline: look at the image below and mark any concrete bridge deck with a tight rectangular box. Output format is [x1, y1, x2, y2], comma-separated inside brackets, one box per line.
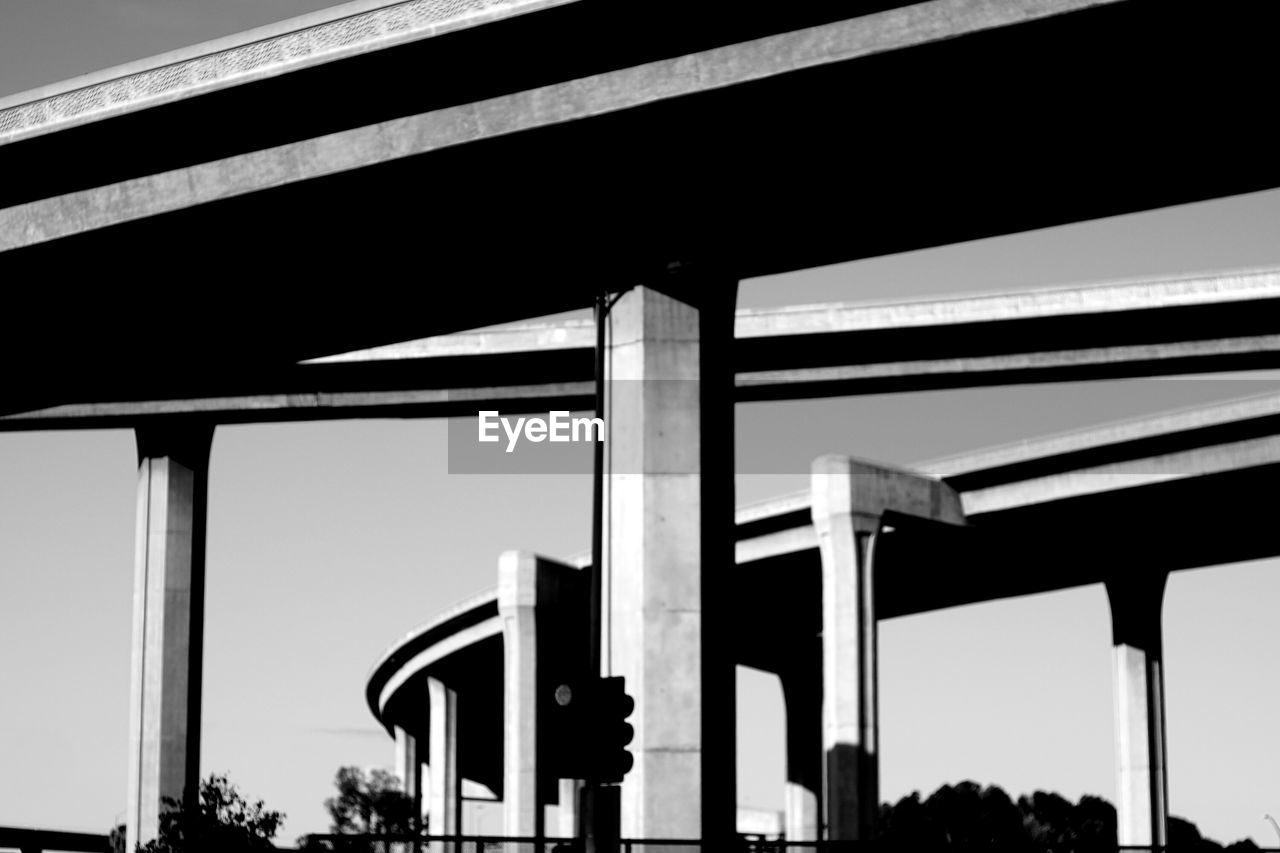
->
[3, 267, 1277, 428]
[3, 0, 1280, 417]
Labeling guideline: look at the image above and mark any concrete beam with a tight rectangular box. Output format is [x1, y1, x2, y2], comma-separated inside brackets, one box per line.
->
[126, 424, 214, 851]
[954, 435, 1280, 516]
[375, 616, 502, 720]
[0, 0, 576, 144]
[0, 0, 1122, 252]
[4, 269, 1277, 431]
[924, 391, 1280, 516]
[733, 390, 1280, 562]
[305, 320, 594, 363]
[739, 334, 1280, 399]
[310, 271, 1280, 403]
[809, 455, 963, 840]
[604, 273, 738, 843]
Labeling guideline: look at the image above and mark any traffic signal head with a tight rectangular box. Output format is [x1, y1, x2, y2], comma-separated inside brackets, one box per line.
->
[592, 676, 634, 783]
[544, 677, 592, 781]
[542, 675, 636, 784]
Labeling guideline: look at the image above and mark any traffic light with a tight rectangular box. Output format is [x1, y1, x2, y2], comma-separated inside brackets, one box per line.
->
[591, 676, 634, 783]
[543, 675, 635, 784]
[544, 676, 593, 782]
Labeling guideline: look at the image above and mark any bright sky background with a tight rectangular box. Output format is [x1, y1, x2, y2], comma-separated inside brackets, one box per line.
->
[2, 1, 1279, 846]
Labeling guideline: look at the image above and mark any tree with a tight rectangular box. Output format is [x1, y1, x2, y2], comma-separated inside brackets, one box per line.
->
[324, 766, 413, 834]
[133, 773, 284, 852]
[878, 781, 1258, 851]
[1019, 790, 1114, 852]
[297, 766, 415, 849]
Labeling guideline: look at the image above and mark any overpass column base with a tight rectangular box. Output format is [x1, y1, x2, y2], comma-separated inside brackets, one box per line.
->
[125, 424, 213, 853]
[1106, 572, 1170, 848]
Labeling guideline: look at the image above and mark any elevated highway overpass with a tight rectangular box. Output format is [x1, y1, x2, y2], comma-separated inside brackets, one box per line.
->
[3, 0, 1278, 847]
[367, 390, 1280, 842]
[3, 0, 1280, 412]
[2, 267, 1278, 427]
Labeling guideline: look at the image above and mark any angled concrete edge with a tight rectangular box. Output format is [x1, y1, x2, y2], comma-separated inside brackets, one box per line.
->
[810, 454, 965, 526]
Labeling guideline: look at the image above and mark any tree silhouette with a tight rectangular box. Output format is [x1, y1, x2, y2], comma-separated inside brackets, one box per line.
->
[323, 766, 413, 834]
[129, 773, 283, 853]
[877, 782, 1262, 852]
[296, 766, 415, 850]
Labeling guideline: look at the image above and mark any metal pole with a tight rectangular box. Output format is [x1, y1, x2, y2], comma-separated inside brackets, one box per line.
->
[583, 292, 623, 853]
[589, 292, 606, 679]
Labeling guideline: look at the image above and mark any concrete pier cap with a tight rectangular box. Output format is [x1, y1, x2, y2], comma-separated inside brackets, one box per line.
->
[810, 454, 966, 527]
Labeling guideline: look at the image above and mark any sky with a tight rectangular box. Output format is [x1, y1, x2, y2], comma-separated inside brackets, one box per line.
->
[2, 1, 1280, 846]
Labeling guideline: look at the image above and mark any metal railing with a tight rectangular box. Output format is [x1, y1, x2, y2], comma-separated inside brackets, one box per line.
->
[7, 830, 1274, 853]
[0, 826, 110, 853]
[296, 837, 576, 852]
[293, 838, 1280, 853]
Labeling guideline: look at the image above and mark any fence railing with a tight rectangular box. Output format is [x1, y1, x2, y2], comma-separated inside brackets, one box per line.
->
[0, 826, 110, 853]
[6, 830, 1276, 853]
[293, 837, 1280, 853]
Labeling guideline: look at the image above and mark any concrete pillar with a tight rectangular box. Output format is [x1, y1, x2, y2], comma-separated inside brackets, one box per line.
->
[1106, 572, 1170, 848]
[810, 455, 964, 841]
[812, 479, 878, 842]
[498, 551, 547, 843]
[498, 551, 585, 843]
[558, 779, 582, 838]
[603, 269, 738, 843]
[126, 424, 214, 852]
[395, 726, 423, 834]
[497, 550, 586, 847]
[782, 655, 821, 841]
[427, 677, 459, 852]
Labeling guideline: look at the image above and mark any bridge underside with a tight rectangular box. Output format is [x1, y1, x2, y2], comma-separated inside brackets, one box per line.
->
[5, 0, 1279, 846]
[381, 636, 505, 796]
[375, 457, 1280, 808]
[732, 460, 1280, 674]
[4, 0, 1280, 414]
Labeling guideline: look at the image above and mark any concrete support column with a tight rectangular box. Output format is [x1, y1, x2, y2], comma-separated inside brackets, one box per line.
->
[428, 677, 459, 852]
[782, 654, 822, 842]
[395, 726, 423, 834]
[604, 269, 738, 843]
[499, 552, 541, 843]
[126, 424, 214, 852]
[811, 469, 878, 842]
[499, 550, 581, 835]
[810, 455, 964, 841]
[558, 779, 582, 838]
[1106, 572, 1170, 849]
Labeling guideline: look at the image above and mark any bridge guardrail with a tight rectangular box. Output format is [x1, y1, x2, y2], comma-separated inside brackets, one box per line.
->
[0, 826, 110, 853]
[293, 837, 1280, 853]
